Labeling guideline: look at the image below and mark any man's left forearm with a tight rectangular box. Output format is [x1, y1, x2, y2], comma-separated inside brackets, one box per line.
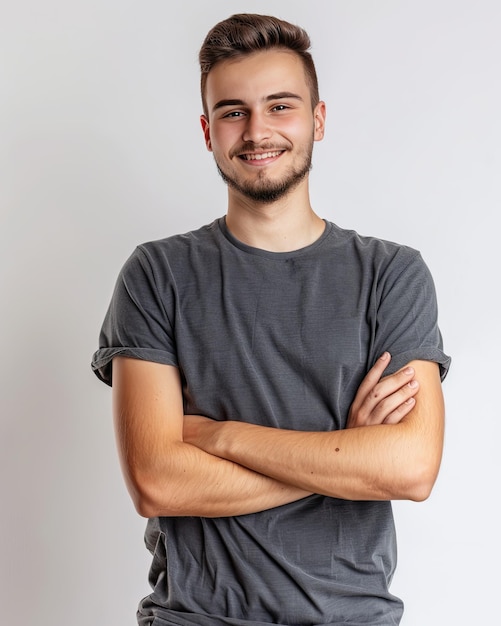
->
[184, 360, 445, 502]
[185, 417, 419, 500]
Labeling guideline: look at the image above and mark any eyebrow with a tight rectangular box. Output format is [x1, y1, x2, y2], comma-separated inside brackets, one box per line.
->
[212, 92, 304, 113]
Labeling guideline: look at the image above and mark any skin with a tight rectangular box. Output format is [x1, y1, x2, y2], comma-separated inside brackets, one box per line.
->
[112, 49, 445, 518]
[183, 359, 443, 503]
[200, 49, 327, 252]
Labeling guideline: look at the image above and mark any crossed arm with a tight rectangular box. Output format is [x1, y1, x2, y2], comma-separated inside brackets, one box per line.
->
[112, 353, 444, 518]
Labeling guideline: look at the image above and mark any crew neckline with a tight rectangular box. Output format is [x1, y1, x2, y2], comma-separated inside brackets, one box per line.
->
[217, 216, 332, 259]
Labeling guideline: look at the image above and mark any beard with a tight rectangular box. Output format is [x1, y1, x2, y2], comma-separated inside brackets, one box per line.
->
[214, 136, 314, 204]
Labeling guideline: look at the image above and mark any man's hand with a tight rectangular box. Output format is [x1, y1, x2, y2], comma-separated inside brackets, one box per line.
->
[347, 352, 419, 428]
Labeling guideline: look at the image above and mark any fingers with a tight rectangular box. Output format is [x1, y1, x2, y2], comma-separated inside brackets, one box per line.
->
[355, 352, 392, 401]
[348, 355, 420, 428]
[381, 393, 417, 425]
[377, 375, 419, 425]
[363, 365, 419, 425]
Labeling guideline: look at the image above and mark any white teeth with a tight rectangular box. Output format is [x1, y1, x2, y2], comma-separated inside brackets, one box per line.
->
[242, 151, 282, 161]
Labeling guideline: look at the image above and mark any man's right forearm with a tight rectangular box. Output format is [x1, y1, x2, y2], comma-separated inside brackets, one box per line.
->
[113, 357, 310, 518]
[128, 438, 311, 518]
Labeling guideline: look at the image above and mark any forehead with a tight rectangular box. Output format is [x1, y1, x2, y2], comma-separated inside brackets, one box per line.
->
[205, 49, 309, 110]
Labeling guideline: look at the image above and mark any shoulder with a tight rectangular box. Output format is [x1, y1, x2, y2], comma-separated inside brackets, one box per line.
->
[139, 219, 221, 258]
[122, 219, 223, 276]
[324, 221, 423, 270]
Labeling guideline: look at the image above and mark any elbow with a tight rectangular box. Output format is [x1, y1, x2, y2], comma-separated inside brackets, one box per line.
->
[125, 473, 179, 518]
[125, 479, 159, 518]
[129, 471, 204, 518]
[121, 444, 193, 517]
[390, 424, 443, 502]
[398, 459, 441, 502]
[132, 486, 183, 518]
[133, 493, 160, 518]
[406, 478, 434, 503]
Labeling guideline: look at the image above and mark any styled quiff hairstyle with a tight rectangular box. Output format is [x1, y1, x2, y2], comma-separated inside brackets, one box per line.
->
[199, 13, 320, 117]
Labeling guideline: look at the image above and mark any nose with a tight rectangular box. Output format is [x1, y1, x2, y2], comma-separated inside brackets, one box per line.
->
[242, 111, 272, 144]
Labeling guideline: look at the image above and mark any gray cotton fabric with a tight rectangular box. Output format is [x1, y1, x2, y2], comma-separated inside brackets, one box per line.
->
[92, 217, 451, 626]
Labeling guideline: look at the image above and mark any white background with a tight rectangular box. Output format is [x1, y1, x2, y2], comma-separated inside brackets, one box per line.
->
[1, 1, 499, 624]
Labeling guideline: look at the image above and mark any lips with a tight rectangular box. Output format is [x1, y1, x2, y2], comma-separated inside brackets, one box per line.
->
[239, 150, 284, 161]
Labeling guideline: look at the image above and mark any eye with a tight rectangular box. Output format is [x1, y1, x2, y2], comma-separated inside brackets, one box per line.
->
[271, 104, 289, 112]
[223, 110, 246, 119]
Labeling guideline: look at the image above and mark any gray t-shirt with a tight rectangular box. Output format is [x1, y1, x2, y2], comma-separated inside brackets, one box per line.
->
[92, 218, 450, 626]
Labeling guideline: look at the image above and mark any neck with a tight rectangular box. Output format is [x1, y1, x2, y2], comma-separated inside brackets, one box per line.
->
[225, 183, 325, 253]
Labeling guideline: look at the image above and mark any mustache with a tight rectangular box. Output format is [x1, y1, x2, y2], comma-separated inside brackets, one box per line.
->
[230, 141, 292, 159]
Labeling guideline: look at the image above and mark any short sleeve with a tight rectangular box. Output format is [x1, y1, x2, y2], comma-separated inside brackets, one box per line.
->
[372, 249, 451, 381]
[91, 246, 178, 386]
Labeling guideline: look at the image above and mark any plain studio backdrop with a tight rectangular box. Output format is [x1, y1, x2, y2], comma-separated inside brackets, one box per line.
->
[1, 1, 499, 624]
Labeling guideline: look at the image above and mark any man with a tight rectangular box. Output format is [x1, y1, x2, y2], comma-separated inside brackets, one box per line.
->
[92, 13, 450, 626]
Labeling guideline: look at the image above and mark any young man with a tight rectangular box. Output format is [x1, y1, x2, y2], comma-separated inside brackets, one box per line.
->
[92, 13, 450, 626]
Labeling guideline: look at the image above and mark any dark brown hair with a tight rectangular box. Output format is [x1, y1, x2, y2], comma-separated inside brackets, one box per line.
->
[199, 13, 320, 116]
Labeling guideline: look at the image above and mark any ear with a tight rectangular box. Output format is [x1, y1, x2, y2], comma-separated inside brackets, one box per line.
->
[313, 101, 326, 141]
[200, 115, 212, 151]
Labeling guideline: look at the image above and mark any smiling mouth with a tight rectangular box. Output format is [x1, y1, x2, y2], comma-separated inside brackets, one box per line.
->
[239, 150, 284, 161]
